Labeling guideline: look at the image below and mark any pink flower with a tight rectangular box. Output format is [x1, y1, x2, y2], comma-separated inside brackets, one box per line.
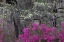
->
[32, 27, 37, 31]
[0, 33, 4, 39]
[24, 33, 30, 38]
[39, 24, 46, 28]
[22, 39, 30, 42]
[22, 38, 28, 42]
[18, 35, 22, 39]
[0, 40, 3, 42]
[31, 34, 39, 42]
[50, 27, 56, 31]
[32, 23, 39, 27]
[43, 34, 49, 40]
[48, 36, 55, 40]
[45, 26, 51, 32]
[23, 28, 29, 33]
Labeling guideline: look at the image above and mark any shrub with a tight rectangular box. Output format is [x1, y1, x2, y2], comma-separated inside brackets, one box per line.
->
[15, 22, 64, 42]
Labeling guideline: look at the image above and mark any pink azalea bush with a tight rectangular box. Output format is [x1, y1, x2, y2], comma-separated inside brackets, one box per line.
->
[0, 30, 4, 42]
[17, 22, 64, 42]
[0, 19, 4, 42]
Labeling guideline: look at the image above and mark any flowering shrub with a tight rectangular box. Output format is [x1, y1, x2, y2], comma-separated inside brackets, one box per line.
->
[17, 23, 52, 42]
[0, 30, 4, 42]
[0, 19, 4, 42]
[17, 22, 64, 42]
[0, 18, 15, 42]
